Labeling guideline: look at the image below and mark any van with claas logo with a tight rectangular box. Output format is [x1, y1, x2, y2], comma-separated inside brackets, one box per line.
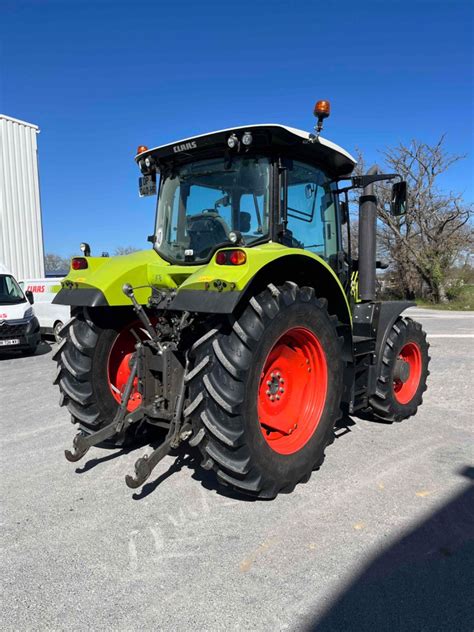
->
[18, 277, 70, 342]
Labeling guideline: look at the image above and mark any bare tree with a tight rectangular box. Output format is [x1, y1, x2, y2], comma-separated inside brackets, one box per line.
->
[353, 138, 473, 303]
[44, 253, 70, 275]
[378, 137, 472, 302]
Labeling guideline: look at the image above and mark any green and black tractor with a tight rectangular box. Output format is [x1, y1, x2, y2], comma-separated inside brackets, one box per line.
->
[54, 101, 430, 498]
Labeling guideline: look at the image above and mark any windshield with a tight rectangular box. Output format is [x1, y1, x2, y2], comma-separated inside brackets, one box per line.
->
[0, 275, 26, 304]
[155, 156, 271, 263]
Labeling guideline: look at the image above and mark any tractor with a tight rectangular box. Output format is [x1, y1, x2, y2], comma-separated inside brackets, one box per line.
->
[53, 101, 430, 498]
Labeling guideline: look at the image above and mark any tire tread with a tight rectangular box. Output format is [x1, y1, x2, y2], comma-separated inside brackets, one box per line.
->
[186, 283, 344, 498]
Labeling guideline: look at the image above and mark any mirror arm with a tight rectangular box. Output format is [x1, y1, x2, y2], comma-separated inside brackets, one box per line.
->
[334, 173, 401, 194]
[351, 173, 399, 188]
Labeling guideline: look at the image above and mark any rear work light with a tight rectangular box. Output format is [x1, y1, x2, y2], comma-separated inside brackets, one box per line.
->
[71, 257, 88, 270]
[215, 250, 247, 266]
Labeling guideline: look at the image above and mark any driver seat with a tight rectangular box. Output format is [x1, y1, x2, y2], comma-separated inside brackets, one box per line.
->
[187, 212, 229, 258]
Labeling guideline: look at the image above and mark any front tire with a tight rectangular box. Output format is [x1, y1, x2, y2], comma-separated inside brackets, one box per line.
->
[369, 317, 430, 422]
[186, 283, 344, 498]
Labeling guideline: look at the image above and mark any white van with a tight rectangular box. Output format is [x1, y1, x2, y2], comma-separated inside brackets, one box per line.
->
[0, 263, 41, 355]
[18, 277, 70, 342]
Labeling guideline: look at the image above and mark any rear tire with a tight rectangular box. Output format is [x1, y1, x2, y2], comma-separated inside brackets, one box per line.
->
[186, 282, 344, 498]
[369, 317, 430, 422]
[53, 307, 142, 443]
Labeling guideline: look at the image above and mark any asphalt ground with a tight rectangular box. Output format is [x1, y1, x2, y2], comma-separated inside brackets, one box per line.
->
[1, 307, 473, 631]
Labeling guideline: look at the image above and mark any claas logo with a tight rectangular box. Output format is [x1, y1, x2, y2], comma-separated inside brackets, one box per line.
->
[27, 285, 46, 293]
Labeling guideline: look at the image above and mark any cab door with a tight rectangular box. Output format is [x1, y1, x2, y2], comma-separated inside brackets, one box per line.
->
[284, 161, 341, 263]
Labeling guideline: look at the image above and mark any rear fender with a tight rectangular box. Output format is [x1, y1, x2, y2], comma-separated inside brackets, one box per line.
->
[53, 250, 202, 307]
[171, 246, 352, 327]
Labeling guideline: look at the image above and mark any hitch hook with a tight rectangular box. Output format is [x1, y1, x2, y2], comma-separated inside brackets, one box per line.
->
[65, 433, 90, 462]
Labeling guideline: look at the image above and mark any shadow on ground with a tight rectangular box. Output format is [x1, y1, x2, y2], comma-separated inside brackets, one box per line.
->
[136, 412, 367, 501]
[307, 466, 474, 632]
[69, 413, 367, 501]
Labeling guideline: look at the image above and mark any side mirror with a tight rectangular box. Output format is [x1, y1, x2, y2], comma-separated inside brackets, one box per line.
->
[25, 290, 34, 304]
[391, 181, 407, 216]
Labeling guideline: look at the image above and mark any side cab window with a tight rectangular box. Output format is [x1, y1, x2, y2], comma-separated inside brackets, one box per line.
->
[285, 161, 339, 261]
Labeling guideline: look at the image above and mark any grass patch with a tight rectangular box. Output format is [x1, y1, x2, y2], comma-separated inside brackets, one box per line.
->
[416, 285, 474, 311]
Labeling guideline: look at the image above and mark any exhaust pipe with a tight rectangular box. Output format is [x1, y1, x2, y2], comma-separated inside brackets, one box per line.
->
[358, 165, 379, 301]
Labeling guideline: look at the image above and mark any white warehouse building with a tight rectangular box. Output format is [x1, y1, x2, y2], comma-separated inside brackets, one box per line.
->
[0, 114, 45, 279]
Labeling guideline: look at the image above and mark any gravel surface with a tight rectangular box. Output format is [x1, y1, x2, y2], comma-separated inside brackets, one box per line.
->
[1, 307, 473, 631]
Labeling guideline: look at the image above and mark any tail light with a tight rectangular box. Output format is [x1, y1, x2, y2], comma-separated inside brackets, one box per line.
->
[71, 257, 88, 270]
[215, 250, 247, 266]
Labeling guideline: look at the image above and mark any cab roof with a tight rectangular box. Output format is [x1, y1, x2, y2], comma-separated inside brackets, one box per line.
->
[135, 124, 357, 177]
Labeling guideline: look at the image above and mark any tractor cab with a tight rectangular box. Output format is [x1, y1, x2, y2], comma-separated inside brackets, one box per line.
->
[135, 122, 356, 267]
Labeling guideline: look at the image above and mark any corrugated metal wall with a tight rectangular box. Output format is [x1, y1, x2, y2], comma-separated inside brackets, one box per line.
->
[0, 114, 45, 279]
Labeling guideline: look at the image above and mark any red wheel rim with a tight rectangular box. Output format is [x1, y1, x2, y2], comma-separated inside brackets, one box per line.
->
[257, 327, 328, 455]
[107, 323, 146, 412]
[393, 342, 422, 404]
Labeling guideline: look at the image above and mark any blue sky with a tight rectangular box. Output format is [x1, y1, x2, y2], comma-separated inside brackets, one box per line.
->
[1, 0, 473, 257]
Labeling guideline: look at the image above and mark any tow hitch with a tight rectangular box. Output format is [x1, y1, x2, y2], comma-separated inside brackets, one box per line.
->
[124, 356, 191, 489]
[63, 284, 193, 489]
